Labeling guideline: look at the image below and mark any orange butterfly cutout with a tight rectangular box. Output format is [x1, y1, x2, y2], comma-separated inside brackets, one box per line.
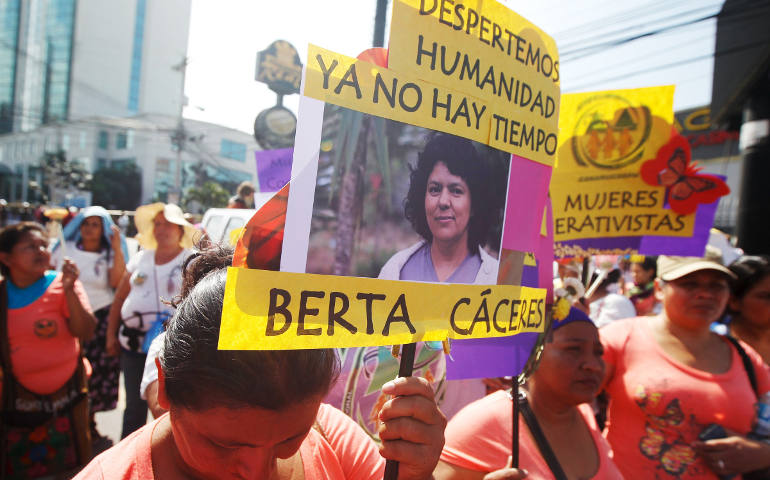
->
[640, 134, 729, 215]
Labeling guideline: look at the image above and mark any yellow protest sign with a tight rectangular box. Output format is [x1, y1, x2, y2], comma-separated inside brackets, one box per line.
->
[551, 86, 690, 242]
[304, 44, 491, 146]
[388, 0, 560, 166]
[219, 268, 546, 350]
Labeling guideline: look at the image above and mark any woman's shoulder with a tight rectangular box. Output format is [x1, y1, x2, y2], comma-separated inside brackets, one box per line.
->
[307, 404, 385, 479]
[378, 242, 426, 279]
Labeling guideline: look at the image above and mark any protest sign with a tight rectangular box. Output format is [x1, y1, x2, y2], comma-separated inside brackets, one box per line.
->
[551, 86, 729, 257]
[388, 0, 560, 167]
[219, 268, 546, 350]
[255, 148, 293, 192]
[225, 0, 557, 384]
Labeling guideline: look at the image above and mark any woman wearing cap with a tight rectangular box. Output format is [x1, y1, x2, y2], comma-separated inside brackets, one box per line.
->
[51, 205, 128, 449]
[726, 255, 770, 365]
[600, 255, 770, 479]
[435, 300, 623, 479]
[106, 203, 195, 438]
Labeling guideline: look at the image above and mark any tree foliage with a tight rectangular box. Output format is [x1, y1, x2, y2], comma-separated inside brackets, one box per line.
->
[89, 163, 142, 210]
[184, 181, 229, 212]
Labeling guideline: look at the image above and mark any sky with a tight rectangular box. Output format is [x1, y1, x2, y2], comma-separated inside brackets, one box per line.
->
[182, 0, 724, 134]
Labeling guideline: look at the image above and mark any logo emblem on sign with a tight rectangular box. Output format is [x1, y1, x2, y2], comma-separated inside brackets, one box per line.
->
[571, 95, 652, 169]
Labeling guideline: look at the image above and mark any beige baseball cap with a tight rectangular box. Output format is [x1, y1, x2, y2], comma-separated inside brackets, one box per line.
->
[657, 255, 736, 281]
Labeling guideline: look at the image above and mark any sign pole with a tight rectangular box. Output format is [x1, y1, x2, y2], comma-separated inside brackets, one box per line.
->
[512, 380, 519, 468]
[383, 342, 416, 480]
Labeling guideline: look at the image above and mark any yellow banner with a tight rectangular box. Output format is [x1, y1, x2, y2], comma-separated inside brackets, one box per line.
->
[219, 268, 546, 350]
[388, 0, 560, 166]
[305, 45, 490, 146]
[551, 86, 690, 241]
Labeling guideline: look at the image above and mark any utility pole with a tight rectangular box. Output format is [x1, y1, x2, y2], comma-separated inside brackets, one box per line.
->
[373, 0, 389, 47]
[170, 56, 188, 205]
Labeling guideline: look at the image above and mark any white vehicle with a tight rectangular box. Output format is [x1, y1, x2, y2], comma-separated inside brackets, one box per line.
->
[200, 193, 274, 246]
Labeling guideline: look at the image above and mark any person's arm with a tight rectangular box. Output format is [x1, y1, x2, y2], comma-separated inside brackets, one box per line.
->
[61, 259, 97, 340]
[435, 459, 527, 480]
[693, 435, 770, 476]
[377, 376, 447, 480]
[106, 271, 131, 357]
[108, 225, 127, 289]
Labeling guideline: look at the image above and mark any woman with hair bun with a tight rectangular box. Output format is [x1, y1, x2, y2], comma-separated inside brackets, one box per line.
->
[76, 245, 446, 480]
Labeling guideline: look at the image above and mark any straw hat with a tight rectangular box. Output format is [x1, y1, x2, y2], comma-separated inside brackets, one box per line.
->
[134, 203, 197, 250]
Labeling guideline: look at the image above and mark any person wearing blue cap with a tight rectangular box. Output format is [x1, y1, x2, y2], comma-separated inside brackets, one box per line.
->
[51, 205, 128, 450]
[436, 300, 623, 479]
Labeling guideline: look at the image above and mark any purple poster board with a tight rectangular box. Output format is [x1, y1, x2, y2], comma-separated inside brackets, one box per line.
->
[256, 148, 294, 193]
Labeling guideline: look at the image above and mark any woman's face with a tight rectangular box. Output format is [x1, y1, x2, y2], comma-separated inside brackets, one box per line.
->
[424, 161, 472, 247]
[661, 270, 730, 329]
[731, 274, 770, 329]
[153, 212, 183, 249]
[0, 230, 50, 279]
[169, 396, 322, 480]
[534, 322, 605, 405]
[79, 216, 103, 244]
[631, 263, 655, 286]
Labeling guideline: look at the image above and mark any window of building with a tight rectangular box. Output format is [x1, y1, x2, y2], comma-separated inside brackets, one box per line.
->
[220, 139, 246, 162]
[97, 158, 108, 170]
[79, 131, 86, 149]
[116, 132, 128, 149]
[61, 134, 69, 151]
[98, 131, 108, 149]
[112, 158, 136, 170]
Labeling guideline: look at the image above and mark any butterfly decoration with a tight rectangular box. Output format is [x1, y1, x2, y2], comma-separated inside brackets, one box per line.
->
[640, 134, 729, 215]
[634, 387, 701, 478]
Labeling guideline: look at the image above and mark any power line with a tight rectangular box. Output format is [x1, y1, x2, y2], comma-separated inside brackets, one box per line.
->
[564, 37, 769, 92]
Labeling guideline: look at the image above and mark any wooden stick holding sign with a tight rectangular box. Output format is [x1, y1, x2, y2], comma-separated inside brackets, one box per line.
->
[383, 342, 417, 480]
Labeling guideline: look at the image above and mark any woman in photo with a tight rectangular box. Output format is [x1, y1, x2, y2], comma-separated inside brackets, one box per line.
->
[106, 203, 195, 439]
[378, 132, 500, 284]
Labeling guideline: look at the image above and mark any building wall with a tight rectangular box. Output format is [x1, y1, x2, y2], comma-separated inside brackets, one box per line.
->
[0, 114, 259, 210]
[137, 0, 191, 117]
[68, 0, 135, 119]
[1, 0, 191, 134]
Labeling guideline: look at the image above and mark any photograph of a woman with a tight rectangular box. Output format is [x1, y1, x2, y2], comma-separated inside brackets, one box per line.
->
[378, 132, 501, 284]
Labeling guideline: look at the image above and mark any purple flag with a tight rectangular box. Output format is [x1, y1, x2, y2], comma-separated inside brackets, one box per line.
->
[255, 148, 294, 193]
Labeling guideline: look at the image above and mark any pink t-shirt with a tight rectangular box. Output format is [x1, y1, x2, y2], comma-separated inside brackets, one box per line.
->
[601, 317, 770, 480]
[74, 404, 385, 480]
[7, 274, 91, 394]
[441, 390, 623, 479]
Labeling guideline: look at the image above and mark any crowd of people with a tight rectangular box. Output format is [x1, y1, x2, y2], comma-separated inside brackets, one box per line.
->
[1, 199, 769, 479]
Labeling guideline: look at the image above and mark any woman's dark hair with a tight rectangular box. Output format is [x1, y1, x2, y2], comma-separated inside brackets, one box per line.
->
[728, 255, 770, 300]
[0, 222, 47, 276]
[633, 255, 658, 276]
[404, 132, 497, 252]
[161, 244, 339, 411]
[590, 268, 623, 293]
